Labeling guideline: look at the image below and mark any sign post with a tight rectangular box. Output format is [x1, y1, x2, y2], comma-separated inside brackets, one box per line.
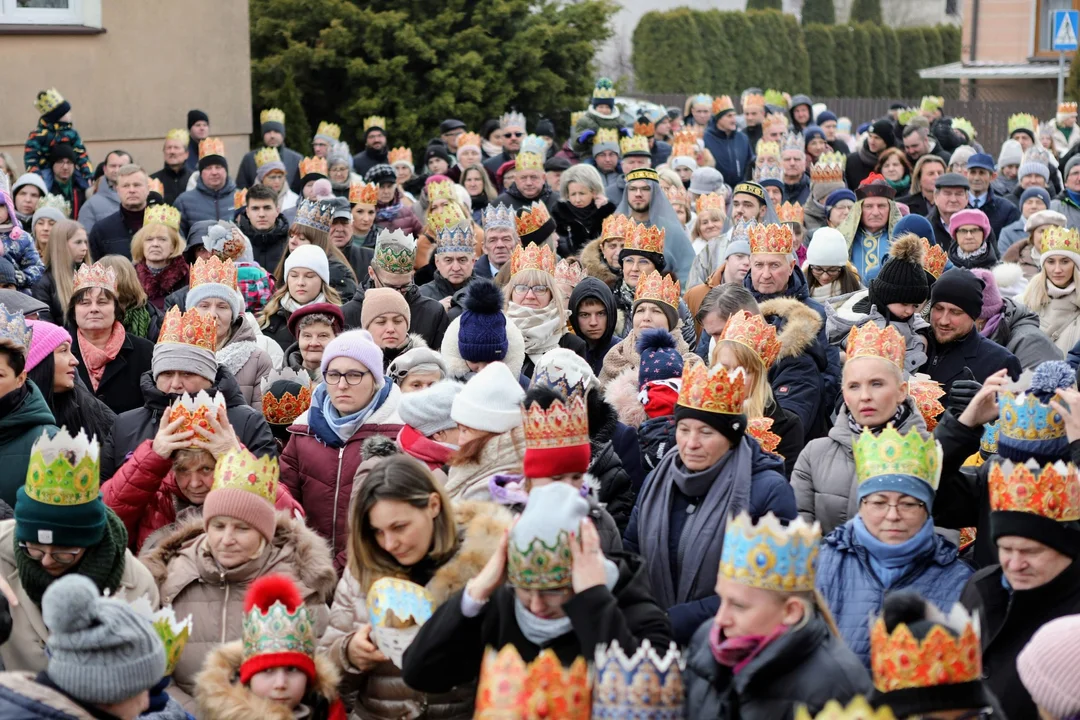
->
[1054, 9, 1079, 105]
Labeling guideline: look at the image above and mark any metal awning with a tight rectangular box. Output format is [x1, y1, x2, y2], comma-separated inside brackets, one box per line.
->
[919, 61, 1067, 79]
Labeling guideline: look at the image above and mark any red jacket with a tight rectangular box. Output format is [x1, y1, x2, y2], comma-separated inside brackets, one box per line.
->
[102, 439, 304, 552]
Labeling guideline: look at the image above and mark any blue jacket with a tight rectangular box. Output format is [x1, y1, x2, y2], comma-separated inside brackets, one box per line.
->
[174, 175, 238, 238]
[816, 521, 973, 666]
[702, 125, 753, 188]
[974, 191, 1021, 239]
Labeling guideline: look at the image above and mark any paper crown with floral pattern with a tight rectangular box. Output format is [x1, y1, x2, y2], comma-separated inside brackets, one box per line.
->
[601, 213, 635, 242]
[166, 390, 227, 445]
[1038, 225, 1080, 257]
[748, 417, 783, 456]
[810, 154, 846, 184]
[907, 377, 946, 432]
[988, 459, 1080, 520]
[718, 512, 820, 593]
[475, 646, 591, 720]
[427, 202, 465, 232]
[920, 96, 944, 113]
[507, 482, 588, 590]
[720, 309, 781, 370]
[130, 598, 193, 677]
[435, 219, 475, 255]
[240, 575, 316, 683]
[364, 115, 387, 133]
[870, 603, 981, 693]
[592, 640, 684, 720]
[570, 111, 585, 130]
[620, 134, 651, 157]
[190, 255, 237, 290]
[456, 132, 482, 150]
[373, 228, 417, 275]
[670, 140, 697, 159]
[509, 241, 556, 276]
[212, 446, 278, 506]
[349, 181, 378, 206]
[625, 222, 665, 255]
[997, 390, 1067, 449]
[166, 128, 190, 145]
[388, 146, 413, 167]
[0, 303, 32, 352]
[677, 363, 746, 416]
[846, 322, 905, 371]
[298, 156, 328, 178]
[294, 198, 333, 233]
[980, 420, 999, 457]
[260, 368, 313, 426]
[515, 202, 554, 242]
[523, 393, 590, 451]
[776, 201, 804, 224]
[795, 697, 897, 720]
[198, 137, 226, 160]
[755, 140, 781, 159]
[426, 177, 456, 203]
[515, 135, 548, 171]
[633, 271, 680, 311]
[593, 128, 621, 148]
[481, 202, 516, 232]
[555, 258, 586, 287]
[633, 118, 655, 137]
[853, 425, 942, 494]
[233, 189, 247, 210]
[73, 262, 117, 294]
[157, 307, 217, 351]
[254, 147, 281, 169]
[1008, 113, 1039, 136]
[748, 223, 795, 255]
[695, 193, 724, 214]
[920, 237, 948, 279]
[259, 108, 285, 126]
[314, 121, 341, 141]
[24, 427, 100, 507]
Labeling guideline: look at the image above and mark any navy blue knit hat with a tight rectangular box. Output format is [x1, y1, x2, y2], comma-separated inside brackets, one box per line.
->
[636, 329, 683, 389]
[815, 110, 837, 125]
[457, 279, 509, 363]
[803, 125, 826, 143]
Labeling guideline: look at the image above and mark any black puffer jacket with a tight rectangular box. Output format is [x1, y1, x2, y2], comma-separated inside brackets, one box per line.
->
[587, 393, 634, 530]
[342, 284, 449, 350]
[236, 209, 289, 273]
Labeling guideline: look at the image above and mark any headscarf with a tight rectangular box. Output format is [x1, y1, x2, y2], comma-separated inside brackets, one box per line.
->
[614, 169, 695, 286]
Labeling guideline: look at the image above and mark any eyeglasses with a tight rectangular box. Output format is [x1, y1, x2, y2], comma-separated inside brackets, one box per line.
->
[513, 284, 552, 297]
[506, 132, 524, 138]
[861, 498, 927, 516]
[811, 265, 843, 275]
[324, 370, 370, 386]
[19, 542, 81, 565]
[377, 277, 414, 293]
[955, 227, 983, 237]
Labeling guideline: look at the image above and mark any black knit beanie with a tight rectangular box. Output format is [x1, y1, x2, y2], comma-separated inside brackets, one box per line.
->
[674, 405, 748, 446]
[870, 257, 929, 307]
[930, 268, 984, 320]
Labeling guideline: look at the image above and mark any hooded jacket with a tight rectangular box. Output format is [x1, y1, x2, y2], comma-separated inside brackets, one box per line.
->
[235, 208, 289, 273]
[580, 237, 622, 290]
[174, 175, 238, 238]
[0, 383, 57, 508]
[702, 125, 753, 189]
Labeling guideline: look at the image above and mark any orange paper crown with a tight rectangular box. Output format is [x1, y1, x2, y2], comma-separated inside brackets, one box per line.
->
[167, 391, 227, 444]
[199, 137, 225, 159]
[670, 141, 697, 160]
[763, 114, 789, 132]
[73, 262, 117, 295]
[712, 95, 734, 115]
[846, 322, 905, 371]
[474, 646, 590, 720]
[810, 155, 846, 184]
[665, 185, 689, 209]
[624, 223, 665, 256]
[190, 255, 238, 291]
[742, 93, 766, 110]
[870, 610, 981, 693]
[298, 156, 328, 178]
[600, 214, 634, 242]
[720, 309, 782, 369]
[515, 202, 552, 239]
[988, 460, 1080, 520]
[260, 369, 314, 426]
[673, 129, 699, 146]
[919, 238, 948, 279]
[633, 119, 655, 137]
[908, 377, 946, 432]
[523, 394, 590, 450]
[748, 417, 782, 455]
[456, 132, 482, 149]
[388, 147, 413, 166]
[696, 193, 724, 214]
[144, 204, 181, 231]
[554, 258, 586, 287]
[233, 189, 247, 210]
[776, 201, 804, 224]
[157, 307, 217, 352]
[748, 223, 794, 255]
[633, 271, 680, 310]
[677, 364, 747, 416]
[349, 182, 378, 206]
[510, 243, 557, 276]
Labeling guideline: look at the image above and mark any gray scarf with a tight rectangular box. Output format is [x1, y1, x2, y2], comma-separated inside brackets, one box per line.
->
[636, 439, 753, 609]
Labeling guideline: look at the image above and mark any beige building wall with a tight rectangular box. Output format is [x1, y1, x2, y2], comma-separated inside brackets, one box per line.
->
[962, 0, 1035, 62]
[0, 0, 251, 178]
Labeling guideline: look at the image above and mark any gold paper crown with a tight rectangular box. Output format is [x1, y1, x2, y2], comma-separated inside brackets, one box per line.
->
[1040, 225, 1080, 257]
[349, 182, 379, 205]
[254, 147, 281, 169]
[870, 605, 981, 692]
[212, 446, 279, 505]
[677, 363, 746, 416]
[73, 262, 117, 295]
[763, 114, 789, 132]
[430, 203, 466, 233]
[1008, 113, 1039, 135]
[719, 512, 821, 592]
[242, 585, 316, 664]
[742, 93, 766, 110]
[0, 303, 32, 351]
[633, 119, 655, 137]
[143, 204, 181, 231]
[388, 146, 413, 166]
[24, 428, 100, 506]
[747, 417, 782, 455]
[594, 128, 620, 146]
[795, 697, 897, 720]
[198, 137, 225, 160]
[475, 646, 591, 719]
[523, 394, 590, 450]
[854, 424, 942, 493]
[897, 108, 920, 127]
[510, 242, 556, 276]
[908, 377, 946, 432]
[988, 459, 1080, 520]
[298, 156, 328, 177]
[190, 255, 238, 290]
[748, 223, 794, 255]
[920, 95, 944, 113]
[846, 322, 905, 370]
[37, 193, 71, 218]
[755, 140, 781, 159]
[998, 390, 1067, 445]
[600, 214, 634, 242]
[592, 77, 617, 100]
[1060, 101, 1078, 116]
[570, 111, 585, 130]
[515, 151, 545, 172]
[620, 134, 651, 156]
[315, 121, 341, 140]
[696, 193, 724, 214]
[167, 391, 228, 445]
[260, 368, 314, 426]
[457, 132, 482, 149]
[810, 155, 846, 184]
[165, 128, 190, 145]
[776, 201, 804, 224]
[426, 177, 456, 203]
[147, 178, 165, 197]
[592, 640, 685, 719]
[157, 306, 217, 352]
[555, 258, 586, 286]
[634, 271, 680, 311]
[364, 115, 387, 132]
[515, 202, 553, 239]
[35, 88, 65, 116]
[233, 188, 247, 210]
[259, 108, 285, 125]
[720, 309, 782, 369]
[951, 117, 976, 141]
[711, 95, 734, 115]
[920, 237, 948, 278]
[625, 222, 665, 256]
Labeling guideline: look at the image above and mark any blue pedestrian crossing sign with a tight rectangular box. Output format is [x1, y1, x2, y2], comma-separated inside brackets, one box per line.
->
[1054, 10, 1079, 52]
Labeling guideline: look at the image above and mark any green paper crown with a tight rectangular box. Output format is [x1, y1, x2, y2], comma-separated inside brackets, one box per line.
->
[131, 597, 193, 677]
[853, 424, 941, 491]
[764, 89, 787, 108]
[243, 600, 317, 661]
[508, 529, 573, 590]
[25, 427, 100, 506]
[374, 228, 416, 275]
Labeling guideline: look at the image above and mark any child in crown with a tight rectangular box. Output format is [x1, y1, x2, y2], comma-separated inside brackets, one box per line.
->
[23, 88, 93, 184]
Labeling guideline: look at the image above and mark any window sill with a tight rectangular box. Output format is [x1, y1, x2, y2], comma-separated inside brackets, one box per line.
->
[0, 23, 103, 35]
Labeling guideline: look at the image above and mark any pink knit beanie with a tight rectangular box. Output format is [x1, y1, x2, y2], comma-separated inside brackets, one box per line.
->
[320, 329, 385, 388]
[25, 320, 72, 373]
[203, 487, 277, 543]
[1017, 613, 1080, 718]
[969, 268, 1003, 321]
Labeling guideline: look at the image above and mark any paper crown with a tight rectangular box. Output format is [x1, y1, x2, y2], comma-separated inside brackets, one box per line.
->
[481, 202, 516, 232]
[428, 202, 465, 232]
[570, 111, 585, 130]
[998, 390, 1066, 447]
[600, 213, 634, 242]
[500, 111, 526, 129]
[673, 128, 700, 146]
[594, 128, 621, 149]
[167, 391, 227, 444]
[555, 258, 586, 287]
[696, 192, 724, 214]
[0, 303, 32, 351]
[670, 141, 696, 159]
[748, 417, 782, 456]
[25, 427, 100, 506]
[366, 577, 435, 628]
[373, 228, 417, 275]
[523, 394, 590, 451]
[719, 512, 820, 593]
[242, 577, 317, 671]
[515, 149, 545, 172]
[634, 271, 680, 311]
[435, 219, 475, 255]
[755, 162, 783, 182]
[781, 132, 805, 154]
[426, 177, 456, 203]
[475, 646, 591, 720]
[795, 697, 897, 720]
[298, 156, 328, 178]
[254, 146, 281, 169]
[677, 363, 746, 416]
[742, 93, 766, 110]
[592, 640, 684, 720]
[1060, 101, 1078, 115]
[897, 107, 920, 127]
[711, 95, 734, 115]
[748, 223, 795, 255]
[129, 598, 193, 678]
[192, 254, 239, 290]
[988, 459, 1080, 520]
[363, 115, 387, 132]
[689, 93, 713, 107]
[456, 132, 482, 149]
[315, 121, 341, 140]
[259, 108, 285, 125]
[592, 76, 617, 100]
[764, 89, 788, 107]
[165, 128, 190, 145]
[510, 241, 557, 276]
[349, 181, 378, 205]
[951, 117, 976, 141]
[870, 604, 981, 693]
[515, 202, 553, 240]
[920, 95, 944, 113]
[157, 306, 217, 352]
[295, 198, 333, 233]
[811, 152, 847, 183]
[143, 204, 181, 232]
[1039, 225, 1080, 257]
[776, 201, 804, 224]
[920, 237, 948, 278]
[521, 134, 548, 157]
[233, 189, 247, 210]
[1008, 113, 1039, 135]
[756, 140, 781, 159]
[35, 88, 66, 116]
[907, 377, 946, 432]
[980, 419, 999, 457]
[620, 134, 651, 156]
[762, 113, 789, 132]
[73, 262, 117, 295]
[665, 184, 689, 209]
[720, 309, 782, 369]
[388, 146, 413, 166]
[846, 322, 905, 371]
[260, 368, 314, 426]
[634, 118, 655, 137]
[212, 446, 278, 505]
[37, 192, 71, 218]
[854, 424, 942, 494]
[625, 222, 665, 256]
[147, 178, 165, 197]
[198, 137, 225, 159]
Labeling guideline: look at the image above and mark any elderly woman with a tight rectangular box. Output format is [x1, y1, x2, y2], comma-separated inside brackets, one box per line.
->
[321, 456, 510, 720]
[327, 141, 361, 198]
[284, 302, 343, 382]
[1023, 224, 1080, 352]
[792, 323, 927, 535]
[132, 206, 189, 310]
[687, 197, 729, 288]
[823, 188, 856, 229]
[261, 243, 343, 352]
[141, 447, 335, 710]
[388, 344, 447, 393]
[816, 425, 973, 667]
[947, 208, 998, 269]
[552, 164, 615, 257]
[30, 218, 90, 323]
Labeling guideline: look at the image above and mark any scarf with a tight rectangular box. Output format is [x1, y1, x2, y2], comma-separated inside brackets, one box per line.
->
[954, 242, 988, 261]
[309, 380, 391, 447]
[981, 308, 1006, 339]
[281, 291, 326, 315]
[15, 509, 128, 607]
[136, 256, 189, 306]
[885, 174, 910, 193]
[709, 622, 788, 674]
[216, 338, 259, 377]
[513, 559, 620, 646]
[845, 401, 909, 436]
[506, 301, 563, 360]
[0, 384, 30, 420]
[482, 139, 503, 158]
[857, 141, 880, 170]
[124, 304, 151, 339]
[636, 439, 753, 609]
[398, 424, 453, 469]
[77, 322, 126, 391]
[852, 514, 937, 588]
[1068, 189, 1080, 207]
[1047, 280, 1077, 299]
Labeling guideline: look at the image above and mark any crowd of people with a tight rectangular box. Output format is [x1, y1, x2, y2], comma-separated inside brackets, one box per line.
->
[1, 80, 1080, 720]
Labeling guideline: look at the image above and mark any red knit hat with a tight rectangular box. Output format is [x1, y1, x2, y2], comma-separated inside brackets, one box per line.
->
[239, 575, 317, 684]
[522, 391, 591, 478]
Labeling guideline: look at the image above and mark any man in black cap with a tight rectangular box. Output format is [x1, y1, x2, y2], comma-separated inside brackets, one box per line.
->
[185, 110, 209, 173]
[845, 118, 895, 188]
[966, 152, 1020, 238]
[926, 172, 971, 251]
[352, 117, 389, 178]
[43, 144, 88, 219]
[439, 119, 467, 155]
[919, 268, 1021, 392]
[544, 156, 570, 196]
[174, 143, 237, 238]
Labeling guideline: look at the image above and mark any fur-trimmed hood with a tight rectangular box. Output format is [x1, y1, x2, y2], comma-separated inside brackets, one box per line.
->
[439, 313, 527, 380]
[598, 326, 697, 385]
[759, 297, 823, 360]
[195, 641, 342, 720]
[606, 367, 648, 428]
[580, 237, 620, 289]
[418, 500, 514, 604]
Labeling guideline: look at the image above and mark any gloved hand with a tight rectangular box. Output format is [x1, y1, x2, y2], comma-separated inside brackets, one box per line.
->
[576, 129, 596, 144]
[947, 367, 982, 418]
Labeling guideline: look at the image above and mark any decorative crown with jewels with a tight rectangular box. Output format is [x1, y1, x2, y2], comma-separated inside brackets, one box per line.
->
[482, 202, 516, 232]
[712, 95, 734, 115]
[795, 697, 897, 720]
[37, 192, 71, 218]
[143, 204, 181, 232]
[781, 132, 805, 154]
[363, 115, 387, 133]
[625, 222, 665, 256]
[776, 201, 804, 224]
[349, 181, 378, 206]
[255, 147, 281, 169]
[720, 309, 781, 369]
[0, 303, 32, 351]
[315, 121, 341, 140]
[73, 262, 117, 294]
[634, 271, 680, 311]
[157, 306, 217, 352]
[475, 646, 591, 720]
[457, 132, 482, 149]
[35, 88, 66, 116]
[620, 134, 651, 156]
[696, 193, 724, 214]
[167, 390, 227, 445]
[920, 237, 948, 278]
[260, 108, 285, 125]
[908, 377, 946, 432]
[298, 156, 328, 178]
[634, 118, 655, 137]
[988, 459, 1080, 520]
[294, 198, 333, 233]
[592, 640, 684, 720]
[555, 258, 586, 287]
[500, 111, 526, 130]
[846, 322, 905, 371]
[981, 420, 1000, 457]
[1008, 112, 1039, 135]
[523, 394, 590, 451]
[388, 146, 413, 166]
[25, 428, 100, 507]
[166, 128, 190, 145]
[951, 117, 976, 141]
[426, 177, 456, 203]
[920, 95, 944, 113]
[748, 223, 794, 255]
[748, 417, 783, 456]
[1039, 225, 1080, 258]
[600, 213, 634, 242]
[677, 363, 746, 416]
[853, 424, 942, 493]
[213, 446, 278, 505]
[756, 140, 781, 159]
[373, 228, 417, 275]
[233, 189, 247, 210]
[521, 134, 548, 156]
[671, 141, 697, 159]
[427, 202, 465, 232]
[191, 254, 238, 290]
[870, 603, 981, 693]
[242, 578, 316, 670]
[755, 162, 783, 182]
[515, 202, 553, 240]
[719, 512, 820, 593]
[510, 241, 556, 276]
[997, 390, 1066, 447]
[436, 219, 475, 255]
[198, 137, 225, 159]
[260, 368, 314, 426]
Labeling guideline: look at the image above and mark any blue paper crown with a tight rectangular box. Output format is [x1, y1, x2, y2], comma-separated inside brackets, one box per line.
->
[718, 512, 820, 593]
[980, 420, 999, 457]
[435, 220, 475, 255]
[294, 199, 332, 233]
[520, 134, 548, 158]
[530, 367, 587, 401]
[592, 640, 685, 720]
[997, 391, 1068, 460]
[482, 203, 516, 232]
[366, 578, 435, 628]
[0, 303, 32, 351]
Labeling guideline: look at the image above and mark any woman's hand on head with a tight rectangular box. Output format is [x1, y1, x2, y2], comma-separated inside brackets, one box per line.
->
[570, 517, 608, 594]
[191, 405, 240, 459]
[151, 414, 194, 459]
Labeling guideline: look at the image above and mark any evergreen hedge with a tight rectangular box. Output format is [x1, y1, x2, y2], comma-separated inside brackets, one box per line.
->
[801, 0, 835, 25]
[849, 0, 882, 24]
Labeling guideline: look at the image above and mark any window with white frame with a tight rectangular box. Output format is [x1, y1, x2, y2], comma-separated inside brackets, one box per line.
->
[0, 0, 101, 26]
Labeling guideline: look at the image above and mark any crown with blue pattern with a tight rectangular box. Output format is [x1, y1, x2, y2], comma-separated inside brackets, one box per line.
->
[435, 220, 475, 255]
[0, 303, 32, 352]
[998, 391, 1068, 461]
[718, 512, 820, 593]
[593, 640, 685, 720]
[980, 420, 999, 458]
[366, 577, 435, 628]
[520, 134, 548, 157]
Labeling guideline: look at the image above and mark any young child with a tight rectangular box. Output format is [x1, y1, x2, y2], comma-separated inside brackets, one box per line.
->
[0, 178, 45, 291]
[23, 88, 93, 184]
[569, 77, 628, 157]
[195, 574, 346, 720]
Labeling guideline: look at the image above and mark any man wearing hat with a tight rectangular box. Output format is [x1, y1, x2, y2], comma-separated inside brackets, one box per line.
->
[837, 173, 902, 278]
[174, 138, 238, 238]
[613, 167, 695, 287]
[41, 143, 88, 220]
[845, 118, 895, 188]
[439, 118, 467, 155]
[604, 135, 654, 206]
[702, 96, 753, 189]
[966, 152, 1020, 238]
[926, 172, 971, 250]
[235, 108, 303, 190]
[185, 110, 210, 172]
[352, 115, 390, 178]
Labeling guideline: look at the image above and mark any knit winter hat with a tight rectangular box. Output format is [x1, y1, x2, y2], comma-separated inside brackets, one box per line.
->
[948, 209, 991, 242]
[32, 203, 66, 226]
[42, 575, 166, 705]
[1025, 208, 1067, 234]
[1020, 187, 1052, 212]
[804, 228, 847, 268]
[637, 328, 684, 389]
[815, 110, 837, 125]
[285, 244, 330, 288]
[871, 234, 930, 307]
[13, 172, 48, 200]
[689, 167, 724, 196]
[456, 279, 509, 364]
[361, 287, 411, 330]
[969, 268, 1004, 322]
[399, 380, 463, 437]
[1017, 614, 1080, 718]
[508, 481, 592, 589]
[824, 188, 856, 211]
[388, 346, 447, 384]
[25, 320, 71, 373]
[286, 302, 344, 337]
[203, 447, 279, 543]
[997, 139, 1023, 168]
[931, 268, 984, 320]
[533, 347, 602, 396]
[1019, 160, 1051, 183]
[319, 329, 385, 388]
[187, 109, 209, 130]
[451, 362, 525, 433]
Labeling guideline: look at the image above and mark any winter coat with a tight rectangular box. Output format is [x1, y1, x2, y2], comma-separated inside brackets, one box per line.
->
[23, 118, 92, 182]
[70, 328, 154, 416]
[920, 327, 1021, 395]
[320, 501, 511, 720]
[585, 395, 635, 530]
[444, 427, 526, 503]
[140, 513, 337, 711]
[89, 207, 147, 260]
[683, 615, 871, 720]
[353, 148, 390, 180]
[29, 266, 67, 324]
[73, 183, 118, 234]
[235, 145, 302, 189]
[495, 183, 560, 215]
[216, 318, 273, 411]
[997, 217, 1027, 254]
[702, 126, 753, 188]
[924, 207, 958, 252]
[783, 174, 811, 205]
[341, 285, 449, 351]
[947, 235, 1000, 270]
[816, 520, 973, 666]
[580, 237, 621, 290]
[599, 328, 699, 386]
[975, 191, 1021, 239]
[235, 210, 289, 274]
[0, 383, 57, 509]
[553, 199, 616, 258]
[151, 164, 194, 206]
[0, 518, 158, 674]
[1051, 194, 1080, 229]
[373, 192, 423, 239]
[792, 398, 926, 535]
[439, 310, 527, 381]
[100, 367, 277, 482]
[401, 553, 673, 691]
[102, 439, 303, 553]
[0, 672, 127, 720]
[845, 141, 881, 190]
[0, 229, 44, 291]
[1024, 274, 1080, 353]
[279, 389, 403, 568]
[174, 176, 238, 238]
[986, 296, 1064, 369]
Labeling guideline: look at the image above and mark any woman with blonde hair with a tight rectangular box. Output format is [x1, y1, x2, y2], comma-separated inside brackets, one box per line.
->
[1021, 224, 1080, 352]
[97, 255, 163, 341]
[30, 218, 91, 323]
[131, 207, 188, 309]
[687, 200, 728, 287]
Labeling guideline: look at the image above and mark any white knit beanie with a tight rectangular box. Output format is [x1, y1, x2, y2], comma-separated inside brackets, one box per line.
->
[399, 380, 463, 436]
[804, 227, 848, 268]
[1017, 614, 1080, 718]
[285, 244, 330, 287]
[451, 361, 525, 433]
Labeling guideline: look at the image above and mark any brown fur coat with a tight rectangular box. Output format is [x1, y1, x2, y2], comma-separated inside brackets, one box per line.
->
[581, 237, 620, 289]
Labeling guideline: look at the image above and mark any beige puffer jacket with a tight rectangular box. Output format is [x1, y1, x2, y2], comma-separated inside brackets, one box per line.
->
[216, 319, 274, 412]
[139, 512, 337, 711]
